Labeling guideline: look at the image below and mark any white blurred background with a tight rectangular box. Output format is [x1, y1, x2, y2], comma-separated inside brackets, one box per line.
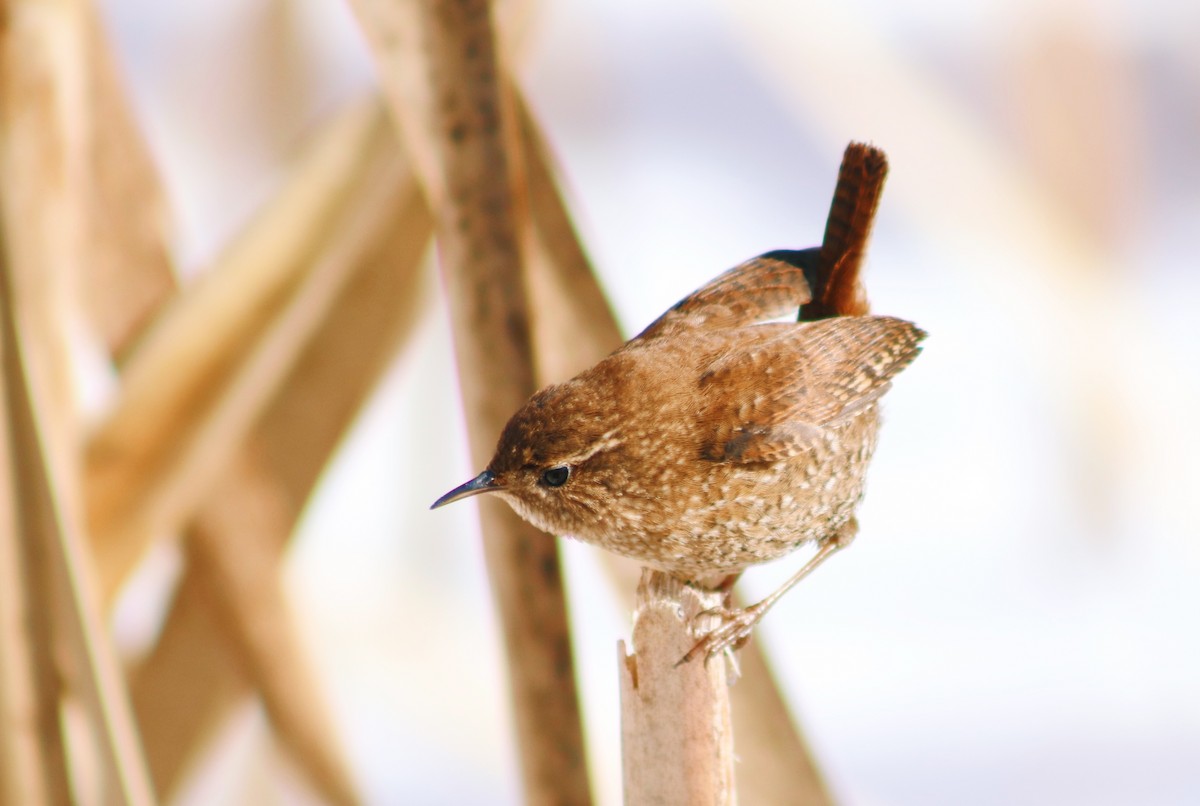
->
[97, 0, 1199, 803]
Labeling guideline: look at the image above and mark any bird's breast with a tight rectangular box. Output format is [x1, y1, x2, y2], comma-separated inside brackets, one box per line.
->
[580, 407, 880, 576]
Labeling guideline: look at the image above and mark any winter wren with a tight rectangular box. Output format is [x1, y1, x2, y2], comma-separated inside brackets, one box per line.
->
[433, 251, 924, 654]
[434, 146, 924, 660]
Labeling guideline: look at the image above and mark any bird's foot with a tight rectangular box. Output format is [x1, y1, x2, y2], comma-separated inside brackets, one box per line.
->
[678, 601, 766, 666]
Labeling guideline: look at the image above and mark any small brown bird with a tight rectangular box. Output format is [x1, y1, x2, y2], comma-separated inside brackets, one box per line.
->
[434, 146, 924, 661]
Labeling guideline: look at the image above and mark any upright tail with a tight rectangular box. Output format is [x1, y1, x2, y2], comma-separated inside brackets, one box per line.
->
[805, 142, 888, 320]
[645, 143, 890, 343]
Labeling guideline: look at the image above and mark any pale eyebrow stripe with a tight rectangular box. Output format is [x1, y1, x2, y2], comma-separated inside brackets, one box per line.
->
[564, 429, 623, 465]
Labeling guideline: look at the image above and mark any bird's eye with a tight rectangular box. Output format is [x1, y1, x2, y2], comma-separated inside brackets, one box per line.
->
[541, 465, 570, 487]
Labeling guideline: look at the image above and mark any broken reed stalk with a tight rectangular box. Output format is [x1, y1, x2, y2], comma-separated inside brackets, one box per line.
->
[603, 560, 833, 806]
[416, 0, 592, 802]
[600, 553, 832, 806]
[619, 571, 736, 804]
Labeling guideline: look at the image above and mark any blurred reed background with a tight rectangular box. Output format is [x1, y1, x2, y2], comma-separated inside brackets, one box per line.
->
[1, 0, 1196, 803]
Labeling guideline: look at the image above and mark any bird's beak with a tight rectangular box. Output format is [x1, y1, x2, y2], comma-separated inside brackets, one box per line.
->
[430, 470, 503, 509]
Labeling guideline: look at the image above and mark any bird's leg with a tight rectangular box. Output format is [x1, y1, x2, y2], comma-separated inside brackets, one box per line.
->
[714, 572, 741, 605]
[680, 519, 858, 665]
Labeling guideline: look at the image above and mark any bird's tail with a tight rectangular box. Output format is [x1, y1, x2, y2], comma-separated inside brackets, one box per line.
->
[803, 143, 888, 320]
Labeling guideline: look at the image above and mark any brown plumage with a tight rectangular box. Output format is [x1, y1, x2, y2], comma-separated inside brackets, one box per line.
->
[434, 143, 924, 660]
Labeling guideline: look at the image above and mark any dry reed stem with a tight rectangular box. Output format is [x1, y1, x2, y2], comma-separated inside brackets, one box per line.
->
[347, 0, 596, 383]
[347, 0, 536, 204]
[1, 236, 155, 805]
[0, 2, 160, 801]
[0, 472, 60, 806]
[414, 0, 592, 802]
[0, 0, 87, 510]
[0, 429, 50, 806]
[85, 99, 386, 604]
[0, 3, 82, 800]
[620, 570, 735, 804]
[0, 233, 70, 806]
[128, 570, 244, 797]
[130, 130, 432, 800]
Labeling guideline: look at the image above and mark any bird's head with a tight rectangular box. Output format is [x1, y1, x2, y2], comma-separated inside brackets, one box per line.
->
[431, 376, 628, 538]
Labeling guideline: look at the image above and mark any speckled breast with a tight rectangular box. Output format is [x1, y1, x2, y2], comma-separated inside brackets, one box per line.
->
[598, 406, 881, 578]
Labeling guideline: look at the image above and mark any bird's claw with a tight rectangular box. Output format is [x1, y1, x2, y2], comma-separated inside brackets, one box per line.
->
[678, 603, 765, 666]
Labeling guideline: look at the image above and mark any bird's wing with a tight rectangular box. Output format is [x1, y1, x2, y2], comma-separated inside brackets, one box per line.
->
[634, 250, 818, 342]
[699, 316, 926, 463]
